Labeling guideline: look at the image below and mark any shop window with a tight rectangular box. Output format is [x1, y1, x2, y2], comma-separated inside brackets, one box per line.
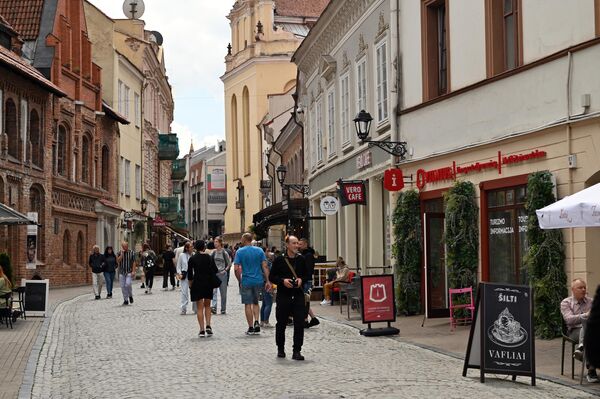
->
[422, 0, 449, 100]
[486, 185, 528, 284]
[485, 0, 522, 76]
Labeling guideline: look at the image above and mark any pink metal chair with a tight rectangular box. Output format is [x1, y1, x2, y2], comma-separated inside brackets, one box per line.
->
[448, 287, 475, 331]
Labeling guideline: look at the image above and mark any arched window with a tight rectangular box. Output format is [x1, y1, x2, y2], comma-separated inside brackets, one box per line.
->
[29, 185, 45, 261]
[0, 176, 4, 204]
[29, 109, 42, 167]
[242, 87, 250, 176]
[231, 95, 239, 179]
[57, 125, 67, 176]
[77, 231, 85, 265]
[81, 135, 90, 183]
[63, 230, 70, 264]
[5, 98, 19, 160]
[101, 145, 109, 190]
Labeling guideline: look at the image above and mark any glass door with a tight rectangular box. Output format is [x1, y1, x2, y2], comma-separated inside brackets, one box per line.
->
[425, 212, 448, 318]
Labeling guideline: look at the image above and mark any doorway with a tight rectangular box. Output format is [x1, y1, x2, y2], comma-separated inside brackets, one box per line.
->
[423, 198, 448, 318]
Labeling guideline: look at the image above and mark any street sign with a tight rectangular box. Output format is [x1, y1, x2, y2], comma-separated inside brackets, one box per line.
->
[319, 196, 339, 216]
[463, 282, 535, 385]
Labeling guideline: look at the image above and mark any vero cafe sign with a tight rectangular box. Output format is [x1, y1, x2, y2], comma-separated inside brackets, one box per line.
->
[415, 150, 546, 190]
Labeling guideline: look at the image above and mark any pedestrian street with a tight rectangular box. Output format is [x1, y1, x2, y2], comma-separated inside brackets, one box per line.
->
[28, 281, 595, 399]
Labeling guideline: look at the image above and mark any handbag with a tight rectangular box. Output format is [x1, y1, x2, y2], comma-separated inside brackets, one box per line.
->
[284, 257, 310, 304]
[211, 272, 222, 289]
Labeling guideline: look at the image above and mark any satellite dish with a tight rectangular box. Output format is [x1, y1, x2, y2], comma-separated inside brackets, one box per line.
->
[123, 0, 145, 20]
[149, 31, 164, 46]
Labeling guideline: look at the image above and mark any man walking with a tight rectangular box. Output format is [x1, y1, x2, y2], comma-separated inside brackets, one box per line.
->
[162, 245, 176, 290]
[299, 238, 320, 328]
[117, 241, 137, 305]
[140, 243, 158, 294]
[89, 245, 105, 300]
[211, 237, 231, 314]
[177, 242, 193, 315]
[234, 233, 271, 335]
[269, 235, 309, 360]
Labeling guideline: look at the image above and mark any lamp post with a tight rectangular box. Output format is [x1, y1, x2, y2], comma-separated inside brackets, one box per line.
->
[354, 110, 408, 159]
[276, 165, 310, 235]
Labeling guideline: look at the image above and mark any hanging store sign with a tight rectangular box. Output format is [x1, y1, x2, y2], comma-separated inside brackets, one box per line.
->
[153, 216, 167, 227]
[320, 196, 340, 216]
[337, 179, 367, 206]
[416, 150, 547, 190]
[383, 169, 405, 191]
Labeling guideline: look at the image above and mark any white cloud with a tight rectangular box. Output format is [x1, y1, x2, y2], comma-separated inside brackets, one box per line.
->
[171, 121, 222, 157]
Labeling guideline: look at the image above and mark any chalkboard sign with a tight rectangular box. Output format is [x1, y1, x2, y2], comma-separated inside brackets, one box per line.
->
[463, 282, 535, 385]
[22, 279, 49, 317]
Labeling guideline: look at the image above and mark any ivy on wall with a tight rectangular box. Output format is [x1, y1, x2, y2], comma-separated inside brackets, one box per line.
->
[524, 171, 567, 339]
[392, 190, 422, 315]
[445, 181, 479, 291]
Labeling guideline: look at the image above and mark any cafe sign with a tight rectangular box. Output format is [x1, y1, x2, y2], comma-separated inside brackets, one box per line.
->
[416, 149, 546, 190]
[337, 179, 367, 206]
[320, 196, 340, 216]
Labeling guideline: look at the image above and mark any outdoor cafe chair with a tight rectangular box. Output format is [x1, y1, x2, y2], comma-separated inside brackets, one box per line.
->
[448, 287, 475, 331]
[12, 286, 26, 320]
[561, 321, 578, 379]
[0, 292, 13, 329]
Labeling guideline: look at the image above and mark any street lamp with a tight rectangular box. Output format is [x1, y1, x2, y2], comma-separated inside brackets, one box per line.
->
[354, 110, 408, 159]
[276, 164, 310, 196]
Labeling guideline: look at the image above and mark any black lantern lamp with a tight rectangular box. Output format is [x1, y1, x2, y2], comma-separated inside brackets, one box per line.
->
[140, 198, 148, 213]
[353, 110, 408, 159]
[276, 164, 287, 186]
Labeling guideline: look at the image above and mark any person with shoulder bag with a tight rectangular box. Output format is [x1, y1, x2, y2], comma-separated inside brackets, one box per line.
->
[210, 237, 231, 315]
[89, 245, 105, 300]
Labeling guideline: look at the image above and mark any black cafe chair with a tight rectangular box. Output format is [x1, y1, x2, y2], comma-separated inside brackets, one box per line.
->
[561, 321, 578, 379]
[12, 286, 26, 320]
[0, 292, 13, 329]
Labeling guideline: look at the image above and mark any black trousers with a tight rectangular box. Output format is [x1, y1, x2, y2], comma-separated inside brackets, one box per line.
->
[275, 293, 305, 352]
[145, 268, 155, 288]
[163, 265, 176, 288]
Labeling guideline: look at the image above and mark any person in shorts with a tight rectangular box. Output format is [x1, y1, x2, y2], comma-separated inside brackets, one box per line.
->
[234, 233, 271, 335]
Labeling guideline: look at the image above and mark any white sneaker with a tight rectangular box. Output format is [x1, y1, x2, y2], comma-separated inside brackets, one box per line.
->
[320, 299, 331, 306]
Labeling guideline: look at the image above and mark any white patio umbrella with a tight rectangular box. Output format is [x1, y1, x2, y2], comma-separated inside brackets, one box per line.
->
[536, 183, 600, 229]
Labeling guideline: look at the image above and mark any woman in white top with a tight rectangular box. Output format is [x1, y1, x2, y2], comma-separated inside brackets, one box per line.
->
[177, 242, 193, 315]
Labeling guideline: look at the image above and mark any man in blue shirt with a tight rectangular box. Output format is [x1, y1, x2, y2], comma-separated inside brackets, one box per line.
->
[234, 233, 271, 335]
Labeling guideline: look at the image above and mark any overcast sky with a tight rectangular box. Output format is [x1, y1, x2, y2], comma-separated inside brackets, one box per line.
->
[88, 0, 232, 155]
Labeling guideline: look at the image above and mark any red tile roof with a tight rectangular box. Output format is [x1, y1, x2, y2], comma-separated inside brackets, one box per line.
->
[274, 0, 330, 18]
[0, 0, 44, 41]
[0, 45, 65, 96]
[99, 198, 125, 212]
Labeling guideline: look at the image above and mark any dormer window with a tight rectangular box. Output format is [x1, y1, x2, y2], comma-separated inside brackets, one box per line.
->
[0, 32, 10, 49]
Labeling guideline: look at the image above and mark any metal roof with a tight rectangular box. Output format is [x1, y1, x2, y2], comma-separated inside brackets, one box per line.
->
[0, 203, 36, 225]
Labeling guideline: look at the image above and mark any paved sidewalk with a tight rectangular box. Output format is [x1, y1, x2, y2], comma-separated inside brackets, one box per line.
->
[21, 280, 598, 398]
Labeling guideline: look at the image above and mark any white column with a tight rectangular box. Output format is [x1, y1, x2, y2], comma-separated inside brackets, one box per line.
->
[368, 179, 384, 270]
[343, 205, 357, 269]
[325, 213, 337, 261]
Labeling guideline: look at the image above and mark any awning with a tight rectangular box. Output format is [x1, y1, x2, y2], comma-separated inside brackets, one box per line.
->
[165, 226, 191, 241]
[252, 198, 309, 237]
[0, 203, 37, 225]
[536, 182, 600, 229]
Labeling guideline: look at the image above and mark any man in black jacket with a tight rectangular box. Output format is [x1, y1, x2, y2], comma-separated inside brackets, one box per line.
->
[269, 235, 309, 360]
[89, 245, 105, 300]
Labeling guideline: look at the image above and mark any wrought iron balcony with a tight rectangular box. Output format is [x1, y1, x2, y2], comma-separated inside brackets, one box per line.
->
[158, 133, 179, 160]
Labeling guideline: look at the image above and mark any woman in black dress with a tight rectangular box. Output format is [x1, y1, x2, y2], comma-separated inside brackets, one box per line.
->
[188, 240, 218, 337]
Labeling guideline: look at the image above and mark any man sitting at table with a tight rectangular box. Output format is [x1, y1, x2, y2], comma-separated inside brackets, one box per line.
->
[560, 278, 597, 383]
[319, 257, 350, 306]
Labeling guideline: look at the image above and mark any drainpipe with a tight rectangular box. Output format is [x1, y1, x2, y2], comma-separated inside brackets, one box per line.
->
[566, 51, 574, 283]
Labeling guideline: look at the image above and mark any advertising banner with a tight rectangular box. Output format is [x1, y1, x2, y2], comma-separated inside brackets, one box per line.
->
[337, 180, 367, 206]
[26, 212, 38, 269]
[208, 167, 226, 191]
[361, 274, 396, 324]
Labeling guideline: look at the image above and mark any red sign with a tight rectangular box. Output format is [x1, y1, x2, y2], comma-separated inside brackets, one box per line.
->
[361, 275, 396, 324]
[338, 180, 367, 206]
[384, 169, 404, 191]
[416, 149, 547, 190]
[153, 216, 167, 227]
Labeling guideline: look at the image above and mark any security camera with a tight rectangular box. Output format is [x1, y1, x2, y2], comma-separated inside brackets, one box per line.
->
[296, 105, 304, 114]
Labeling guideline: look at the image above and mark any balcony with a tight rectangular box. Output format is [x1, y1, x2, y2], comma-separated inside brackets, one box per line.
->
[158, 133, 179, 160]
[171, 158, 186, 180]
[173, 211, 187, 230]
[158, 196, 179, 221]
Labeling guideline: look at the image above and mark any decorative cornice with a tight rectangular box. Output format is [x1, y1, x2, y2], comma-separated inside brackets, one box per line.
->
[375, 11, 389, 40]
[356, 33, 368, 61]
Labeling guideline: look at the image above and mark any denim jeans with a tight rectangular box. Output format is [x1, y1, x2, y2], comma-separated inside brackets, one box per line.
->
[261, 290, 273, 322]
[103, 271, 115, 295]
[180, 278, 189, 312]
[120, 274, 132, 301]
[211, 272, 228, 312]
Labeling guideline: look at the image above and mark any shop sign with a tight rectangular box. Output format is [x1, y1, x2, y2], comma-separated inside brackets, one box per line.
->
[26, 212, 38, 270]
[463, 282, 535, 385]
[383, 169, 404, 191]
[337, 179, 367, 206]
[153, 216, 167, 227]
[260, 179, 272, 193]
[361, 274, 396, 324]
[416, 150, 547, 190]
[319, 196, 340, 216]
[356, 150, 372, 170]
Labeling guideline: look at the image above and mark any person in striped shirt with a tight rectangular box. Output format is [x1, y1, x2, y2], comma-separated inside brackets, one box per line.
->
[117, 241, 138, 306]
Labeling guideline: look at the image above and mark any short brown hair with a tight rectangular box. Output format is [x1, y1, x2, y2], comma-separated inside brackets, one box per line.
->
[241, 233, 253, 243]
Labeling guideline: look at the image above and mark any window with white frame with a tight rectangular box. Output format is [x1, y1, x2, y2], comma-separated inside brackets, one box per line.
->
[124, 159, 131, 196]
[316, 99, 323, 163]
[124, 85, 130, 119]
[134, 93, 140, 127]
[119, 156, 124, 194]
[327, 88, 335, 158]
[135, 164, 141, 199]
[309, 105, 316, 169]
[356, 58, 367, 113]
[375, 40, 389, 122]
[118, 80, 123, 114]
[340, 73, 350, 145]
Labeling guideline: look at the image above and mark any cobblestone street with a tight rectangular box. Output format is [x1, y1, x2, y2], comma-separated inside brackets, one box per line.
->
[26, 280, 594, 399]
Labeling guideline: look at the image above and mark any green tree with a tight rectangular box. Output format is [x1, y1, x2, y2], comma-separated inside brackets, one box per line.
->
[392, 190, 421, 315]
[524, 171, 567, 339]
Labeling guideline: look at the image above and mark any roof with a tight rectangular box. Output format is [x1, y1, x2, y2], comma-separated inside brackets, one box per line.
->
[98, 198, 125, 212]
[0, 45, 66, 96]
[102, 102, 130, 124]
[274, 0, 330, 18]
[0, 13, 17, 35]
[0, 203, 36, 225]
[0, 0, 44, 41]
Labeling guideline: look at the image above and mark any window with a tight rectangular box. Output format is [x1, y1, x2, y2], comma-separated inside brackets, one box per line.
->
[29, 110, 42, 167]
[231, 95, 239, 179]
[124, 159, 131, 196]
[101, 146, 109, 190]
[29, 185, 44, 261]
[316, 99, 323, 163]
[134, 92, 140, 127]
[486, 185, 529, 284]
[242, 87, 250, 176]
[124, 85, 130, 118]
[118, 80, 123, 114]
[119, 156, 124, 194]
[375, 40, 389, 122]
[309, 106, 316, 169]
[485, 0, 522, 76]
[356, 58, 367, 112]
[20, 99, 27, 161]
[135, 164, 141, 200]
[57, 125, 67, 176]
[5, 98, 18, 160]
[63, 230, 70, 264]
[340, 73, 350, 145]
[422, 0, 449, 100]
[327, 88, 335, 158]
[81, 135, 90, 183]
[77, 231, 85, 265]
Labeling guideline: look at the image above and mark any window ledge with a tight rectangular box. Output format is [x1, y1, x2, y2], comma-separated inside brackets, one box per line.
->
[376, 120, 390, 134]
[342, 142, 354, 153]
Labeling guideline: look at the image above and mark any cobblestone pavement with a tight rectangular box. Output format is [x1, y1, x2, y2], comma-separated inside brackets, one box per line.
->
[27, 280, 594, 399]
